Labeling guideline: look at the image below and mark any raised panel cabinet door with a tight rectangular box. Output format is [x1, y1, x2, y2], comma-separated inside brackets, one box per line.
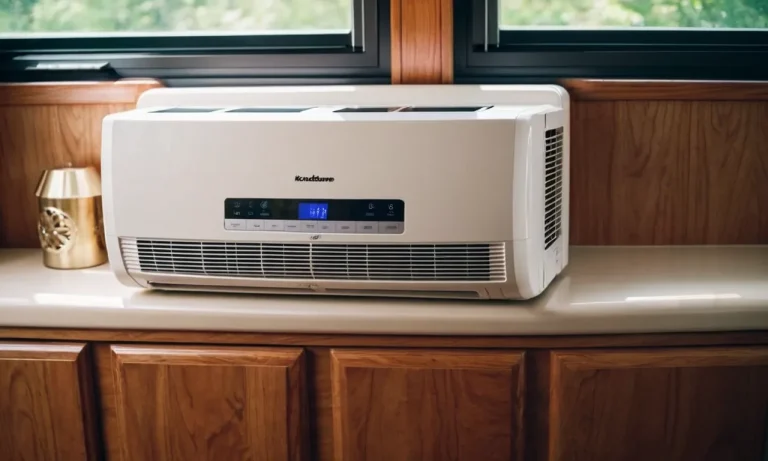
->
[108, 345, 306, 461]
[330, 349, 525, 461]
[0, 342, 98, 461]
[549, 347, 768, 461]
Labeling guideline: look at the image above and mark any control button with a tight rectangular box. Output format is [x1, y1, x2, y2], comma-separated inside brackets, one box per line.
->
[336, 221, 355, 233]
[301, 221, 319, 232]
[319, 221, 336, 233]
[266, 220, 284, 231]
[356, 222, 378, 234]
[284, 220, 301, 232]
[247, 219, 265, 231]
[378, 222, 404, 234]
[224, 219, 246, 231]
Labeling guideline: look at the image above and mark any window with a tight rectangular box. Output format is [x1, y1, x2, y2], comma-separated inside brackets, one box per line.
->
[1, 0, 352, 34]
[456, 0, 768, 81]
[0, 0, 389, 85]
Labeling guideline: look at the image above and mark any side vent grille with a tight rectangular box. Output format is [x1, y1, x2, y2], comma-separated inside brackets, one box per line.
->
[120, 239, 506, 282]
[544, 127, 564, 250]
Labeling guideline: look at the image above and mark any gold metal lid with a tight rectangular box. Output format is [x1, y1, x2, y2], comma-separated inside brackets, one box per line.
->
[35, 166, 102, 199]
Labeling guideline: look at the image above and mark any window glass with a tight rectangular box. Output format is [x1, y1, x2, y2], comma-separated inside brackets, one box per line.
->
[499, 0, 768, 29]
[0, 0, 352, 35]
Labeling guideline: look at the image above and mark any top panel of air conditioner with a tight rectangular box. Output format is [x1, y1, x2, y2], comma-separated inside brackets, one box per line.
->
[103, 85, 569, 300]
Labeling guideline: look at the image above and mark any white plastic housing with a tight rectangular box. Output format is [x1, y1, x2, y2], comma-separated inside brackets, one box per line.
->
[102, 85, 569, 299]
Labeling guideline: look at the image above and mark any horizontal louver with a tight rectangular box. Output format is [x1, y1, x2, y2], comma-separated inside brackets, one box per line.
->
[120, 239, 505, 282]
[544, 127, 564, 250]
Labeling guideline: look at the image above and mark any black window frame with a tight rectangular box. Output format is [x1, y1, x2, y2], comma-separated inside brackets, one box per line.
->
[455, 0, 768, 82]
[0, 0, 389, 85]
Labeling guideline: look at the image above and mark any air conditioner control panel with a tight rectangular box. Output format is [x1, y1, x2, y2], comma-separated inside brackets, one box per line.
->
[224, 198, 405, 234]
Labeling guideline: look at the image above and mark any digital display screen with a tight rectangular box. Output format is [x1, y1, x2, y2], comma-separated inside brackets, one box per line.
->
[298, 202, 328, 220]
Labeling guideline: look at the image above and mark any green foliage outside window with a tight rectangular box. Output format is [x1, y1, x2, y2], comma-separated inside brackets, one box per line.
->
[500, 0, 768, 29]
[0, 0, 351, 33]
[0, 0, 766, 34]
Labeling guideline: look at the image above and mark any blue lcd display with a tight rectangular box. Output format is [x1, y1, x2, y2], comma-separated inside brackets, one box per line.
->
[298, 203, 328, 220]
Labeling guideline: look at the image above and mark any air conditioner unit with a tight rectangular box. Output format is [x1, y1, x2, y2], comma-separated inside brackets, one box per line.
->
[102, 85, 569, 300]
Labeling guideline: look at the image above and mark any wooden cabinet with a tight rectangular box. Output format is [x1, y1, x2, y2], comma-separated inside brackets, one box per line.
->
[0, 342, 98, 461]
[100, 344, 307, 461]
[2, 332, 768, 461]
[548, 348, 768, 461]
[330, 349, 525, 461]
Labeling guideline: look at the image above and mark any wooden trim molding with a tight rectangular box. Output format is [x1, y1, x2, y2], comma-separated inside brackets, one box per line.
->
[0, 327, 767, 349]
[562, 80, 768, 101]
[391, 0, 453, 84]
[0, 80, 162, 106]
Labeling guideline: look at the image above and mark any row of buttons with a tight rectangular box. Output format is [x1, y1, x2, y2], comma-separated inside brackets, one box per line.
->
[224, 220, 404, 234]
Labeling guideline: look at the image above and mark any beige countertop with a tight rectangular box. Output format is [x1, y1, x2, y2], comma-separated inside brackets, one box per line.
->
[0, 247, 767, 336]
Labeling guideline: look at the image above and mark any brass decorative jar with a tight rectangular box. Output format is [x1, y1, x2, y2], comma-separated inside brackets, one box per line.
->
[35, 166, 106, 269]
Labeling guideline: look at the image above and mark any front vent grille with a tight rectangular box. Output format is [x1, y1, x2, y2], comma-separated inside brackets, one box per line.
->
[120, 239, 506, 282]
[544, 127, 564, 250]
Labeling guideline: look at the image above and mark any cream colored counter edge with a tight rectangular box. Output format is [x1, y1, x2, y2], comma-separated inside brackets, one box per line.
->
[1, 246, 767, 336]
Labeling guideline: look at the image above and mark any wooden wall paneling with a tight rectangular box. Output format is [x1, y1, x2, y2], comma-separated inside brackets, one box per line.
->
[330, 349, 525, 461]
[0, 341, 99, 461]
[569, 97, 768, 245]
[570, 101, 691, 244]
[0, 103, 134, 247]
[101, 344, 307, 461]
[687, 102, 768, 243]
[562, 79, 768, 101]
[569, 101, 616, 245]
[0, 81, 160, 248]
[391, 0, 452, 83]
[548, 347, 768, 461]
[0, 80, 161, 106]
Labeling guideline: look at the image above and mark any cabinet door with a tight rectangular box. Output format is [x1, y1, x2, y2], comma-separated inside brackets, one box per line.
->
[330, 349, 525, 461]
[0, 342, 98, 461]
[106, 345, 306, 461]
[549, 348, 768, 461]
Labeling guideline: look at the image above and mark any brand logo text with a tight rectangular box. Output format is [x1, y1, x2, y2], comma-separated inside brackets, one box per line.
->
[295, 175, 334, 182]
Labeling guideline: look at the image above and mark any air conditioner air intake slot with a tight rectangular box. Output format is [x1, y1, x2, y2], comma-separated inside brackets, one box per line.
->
[226, 107, 312, 113]
[334, 107, 403, 112]
[544, 126, 564, 249]
[151, 108, 222, 113]
[400, 106, 490, 112]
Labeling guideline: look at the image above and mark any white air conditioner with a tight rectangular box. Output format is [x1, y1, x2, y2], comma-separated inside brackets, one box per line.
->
[102, 85, 569, 300]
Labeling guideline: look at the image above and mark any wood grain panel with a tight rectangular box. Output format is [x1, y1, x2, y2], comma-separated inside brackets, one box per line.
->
[570, 99, 768, 244]
[391, 0, 452, 83]
[563, 79, 768, 101]
[0, 81, 161, 105]
[330, 349, 525, 461]
[0, 342, 98, 461]
[571, 101, 690, 244]
[3, 327, 768, 349]
[549, 347, 768, 461]
[688, 102, 768, 243]
[104, 344, 307, 461]
[0, 103, 133, 248]
[305, 348, 334, 461]
[0, 81, 157, 248]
